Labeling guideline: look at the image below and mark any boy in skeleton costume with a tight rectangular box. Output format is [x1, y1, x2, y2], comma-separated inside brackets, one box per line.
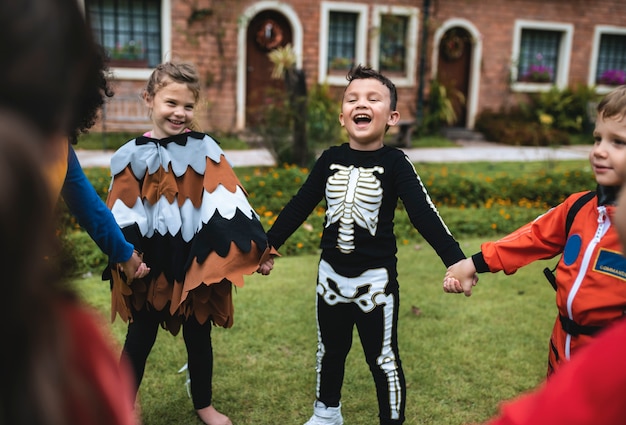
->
[266, 65, 469, 425]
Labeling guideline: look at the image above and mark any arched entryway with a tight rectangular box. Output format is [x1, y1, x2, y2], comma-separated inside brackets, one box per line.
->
[245, 10, 292, 128]
[437, 27, 472, 127]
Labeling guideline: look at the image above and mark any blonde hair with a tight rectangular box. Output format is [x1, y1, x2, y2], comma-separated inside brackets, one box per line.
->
[144, 61, 202, 130]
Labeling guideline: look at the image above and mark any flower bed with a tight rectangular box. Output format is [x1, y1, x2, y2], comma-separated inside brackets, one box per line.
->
[58, 162, 595, 276]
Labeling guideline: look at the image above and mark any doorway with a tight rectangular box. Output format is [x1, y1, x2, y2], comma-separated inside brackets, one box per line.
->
[245, 10, 292, 128]
[436, 27, 472, 127]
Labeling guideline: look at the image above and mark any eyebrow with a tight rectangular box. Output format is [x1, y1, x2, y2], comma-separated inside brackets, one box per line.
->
[344, 90, 386, 98]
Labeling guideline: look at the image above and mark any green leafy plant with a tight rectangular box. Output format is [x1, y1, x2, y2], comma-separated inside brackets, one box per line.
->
[528, 85, 599, 134]
[306, 82, 342, 149]
[266, 44, 310, 166]
[476, 84, 599, 146]
[420, 79, 465, 135]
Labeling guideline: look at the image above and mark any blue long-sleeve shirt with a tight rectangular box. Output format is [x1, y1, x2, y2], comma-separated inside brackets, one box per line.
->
[61, 144, 133, 263]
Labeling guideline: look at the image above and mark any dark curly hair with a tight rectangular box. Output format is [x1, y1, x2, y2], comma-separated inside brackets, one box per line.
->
[345, 64, 398, 111]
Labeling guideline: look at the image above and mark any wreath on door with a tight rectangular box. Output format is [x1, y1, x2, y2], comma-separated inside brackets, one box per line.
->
[442, 33, 464, 60]
[255, 19, 284, 51]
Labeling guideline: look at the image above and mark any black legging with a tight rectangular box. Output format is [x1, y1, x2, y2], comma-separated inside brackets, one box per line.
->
[122, 305, 214, 409]
[315, 283, 406, 425]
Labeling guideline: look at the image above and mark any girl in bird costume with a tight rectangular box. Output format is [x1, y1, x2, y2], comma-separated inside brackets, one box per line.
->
[105, 61, 272, 425]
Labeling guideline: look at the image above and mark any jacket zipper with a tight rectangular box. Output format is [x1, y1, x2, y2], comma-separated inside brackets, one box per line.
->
[563, 206, 610, 359]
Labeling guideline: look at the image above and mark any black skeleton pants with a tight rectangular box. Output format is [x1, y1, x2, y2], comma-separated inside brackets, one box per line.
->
[315, 261, 406, 424]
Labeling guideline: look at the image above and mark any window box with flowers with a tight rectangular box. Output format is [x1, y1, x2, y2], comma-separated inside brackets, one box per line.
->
[521, 64, 553, 83]
[108, 40, 148, 68]
[518, 53, 554, 83]
[329, 57, 354, 71]
[598, 69, 626, 86]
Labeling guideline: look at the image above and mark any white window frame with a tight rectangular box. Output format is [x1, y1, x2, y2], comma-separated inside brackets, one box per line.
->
[589, 25, 626, 94]
[370, 5, 418, 87]
[318, 1, 368, 85]
[80, 0, 171, 80]
[510, 20, 573, 93]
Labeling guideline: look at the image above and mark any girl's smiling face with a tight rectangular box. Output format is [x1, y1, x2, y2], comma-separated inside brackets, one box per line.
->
[590, 113, 626, 187]
[339, 78, 400, 150]
[144, 79, 196, 139]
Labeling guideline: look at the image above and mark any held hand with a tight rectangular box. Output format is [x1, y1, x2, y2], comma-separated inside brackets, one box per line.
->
[119, 250, 150, 283]
[257, 257, 274, 276]
[443, 258, 478, 297]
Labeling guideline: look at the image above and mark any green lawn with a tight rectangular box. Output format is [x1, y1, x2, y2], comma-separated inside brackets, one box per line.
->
[73, 238, 556, 425]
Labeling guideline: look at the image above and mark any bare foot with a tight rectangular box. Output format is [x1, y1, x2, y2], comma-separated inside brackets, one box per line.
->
[196, 405, 232, 425]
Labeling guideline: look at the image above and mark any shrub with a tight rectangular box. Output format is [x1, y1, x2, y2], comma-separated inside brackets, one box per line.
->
[307, 82, 342, 149]
[254, 81, 344, 167]
[60, 162, 595, 275]
[476, 85, 599, 146]
[419, 79, 465, 136]
[529, 85, 598, 134]
[475, 108, 570, 146]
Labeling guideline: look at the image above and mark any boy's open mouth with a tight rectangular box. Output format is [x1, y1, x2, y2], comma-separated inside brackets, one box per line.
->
[354, 114, 371, 124]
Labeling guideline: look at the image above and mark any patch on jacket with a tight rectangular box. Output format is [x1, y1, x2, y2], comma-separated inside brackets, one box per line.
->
[563, 234, 582, 266]
[593, 248, 626, 281]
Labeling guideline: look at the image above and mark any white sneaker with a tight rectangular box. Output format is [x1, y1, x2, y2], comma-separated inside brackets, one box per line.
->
[303, 401, 344, 425]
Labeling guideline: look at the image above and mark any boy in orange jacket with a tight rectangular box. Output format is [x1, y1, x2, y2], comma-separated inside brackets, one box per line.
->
[444, 85, 626, 377]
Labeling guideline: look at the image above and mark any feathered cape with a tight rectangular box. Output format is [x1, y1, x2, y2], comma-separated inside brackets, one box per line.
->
[105, 132, 271, 334]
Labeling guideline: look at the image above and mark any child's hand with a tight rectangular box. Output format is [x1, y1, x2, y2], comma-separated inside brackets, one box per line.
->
[257, 257, 274, 275]
[443, 258, 478, 297]
[119, 250, 150, 283]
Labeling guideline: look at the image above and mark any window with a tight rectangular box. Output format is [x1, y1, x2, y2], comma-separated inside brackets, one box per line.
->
[87, 0, 161, 68]
[318, 2, 368, 85]
[328, 12, 357, 71]
[511, 20, 573, 92]
[379, 15, 407, 72]
[370, 6, 418, 87]
[517, 30, 560, 83]
[590, 26, 626, 91]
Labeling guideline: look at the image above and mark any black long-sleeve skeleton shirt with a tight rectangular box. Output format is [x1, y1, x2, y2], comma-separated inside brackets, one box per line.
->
[267, 143, 465, 276]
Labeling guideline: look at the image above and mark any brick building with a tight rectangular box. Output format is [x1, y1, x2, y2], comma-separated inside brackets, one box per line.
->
[83, 0, 626, 134]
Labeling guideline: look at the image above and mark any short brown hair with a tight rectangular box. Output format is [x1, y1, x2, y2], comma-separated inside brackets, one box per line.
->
[597, 85, 626, 121]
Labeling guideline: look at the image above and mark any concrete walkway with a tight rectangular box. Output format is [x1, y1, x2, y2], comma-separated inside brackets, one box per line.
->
[75, 140, 590, 168]
[402, 140, 590, 164]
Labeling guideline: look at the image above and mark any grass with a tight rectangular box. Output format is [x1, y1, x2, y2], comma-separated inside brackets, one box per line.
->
[73, 238, 557, 425]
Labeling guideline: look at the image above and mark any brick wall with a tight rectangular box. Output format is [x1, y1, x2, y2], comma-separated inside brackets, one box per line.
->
[432, 0, 626, 115]
[101, 0, 626, 134]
